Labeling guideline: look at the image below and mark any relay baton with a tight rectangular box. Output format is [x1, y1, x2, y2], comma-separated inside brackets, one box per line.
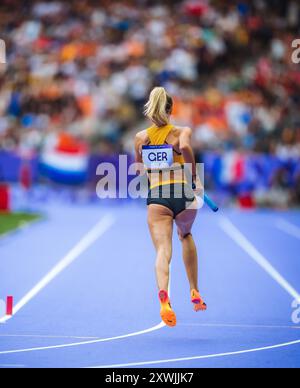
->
[192, 182, 219, 212]
[204, 194, 219, 212]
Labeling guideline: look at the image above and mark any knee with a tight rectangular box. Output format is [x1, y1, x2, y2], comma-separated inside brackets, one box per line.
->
[178, 231, 192, 242]
[160, 246, 172, 260]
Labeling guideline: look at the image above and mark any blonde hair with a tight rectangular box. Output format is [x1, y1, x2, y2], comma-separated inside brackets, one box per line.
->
[144, 87, 172, 127]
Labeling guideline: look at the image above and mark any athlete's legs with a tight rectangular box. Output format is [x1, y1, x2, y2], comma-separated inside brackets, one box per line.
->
[175, 200, 207, 311]
[147, 204, 174, 291]
[148, 204, 176, 326]
[175, 200, 198, 291]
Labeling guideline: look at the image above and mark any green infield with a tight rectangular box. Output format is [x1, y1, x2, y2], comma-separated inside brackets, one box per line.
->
[0, 212, 41, 236]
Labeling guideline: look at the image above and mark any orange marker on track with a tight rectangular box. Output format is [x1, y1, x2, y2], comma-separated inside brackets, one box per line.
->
[6, 296, 13, 316]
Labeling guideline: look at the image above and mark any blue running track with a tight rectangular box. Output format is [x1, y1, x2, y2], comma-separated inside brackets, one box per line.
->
[0, 202, 300, 368]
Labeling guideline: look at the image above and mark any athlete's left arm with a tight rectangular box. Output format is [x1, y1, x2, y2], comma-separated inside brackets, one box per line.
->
[134, 133, 143, 164]
[179, 127, 197, 177]
[179, 127, 203, 193]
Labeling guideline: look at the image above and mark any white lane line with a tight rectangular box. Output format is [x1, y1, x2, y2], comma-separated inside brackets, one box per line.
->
[276, 219, 300, 240]
[87, 338, 300, 368]
[0, 214, 116, 324]
[219, 216, 300, 302]
[0, 334, 100, 340]
[0, 215, 168, 354]
[0, 322, 165, 355]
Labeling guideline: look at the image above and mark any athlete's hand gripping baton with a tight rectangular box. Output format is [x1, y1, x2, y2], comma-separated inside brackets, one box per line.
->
[192, 182, 219, 212]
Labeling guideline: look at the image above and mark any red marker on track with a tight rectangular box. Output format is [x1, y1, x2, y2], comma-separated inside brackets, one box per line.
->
[6, 296, 13, 316]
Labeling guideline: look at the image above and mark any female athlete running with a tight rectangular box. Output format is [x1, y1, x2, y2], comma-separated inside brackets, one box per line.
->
[134, 87, 206, 327]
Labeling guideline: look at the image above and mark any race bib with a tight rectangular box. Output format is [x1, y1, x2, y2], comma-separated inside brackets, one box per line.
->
[142, 145, 174, 171]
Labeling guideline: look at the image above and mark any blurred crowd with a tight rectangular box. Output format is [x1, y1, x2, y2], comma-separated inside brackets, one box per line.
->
[0, 0, 300, 206]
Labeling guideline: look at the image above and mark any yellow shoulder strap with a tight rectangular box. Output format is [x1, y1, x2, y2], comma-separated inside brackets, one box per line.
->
[147, 124, 173, 145]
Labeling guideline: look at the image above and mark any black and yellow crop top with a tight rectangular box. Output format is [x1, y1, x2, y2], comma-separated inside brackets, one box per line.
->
[142, 124, 187, 190]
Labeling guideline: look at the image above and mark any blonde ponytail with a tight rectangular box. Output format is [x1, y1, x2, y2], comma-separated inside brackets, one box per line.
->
[144, 87, 172, 127]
